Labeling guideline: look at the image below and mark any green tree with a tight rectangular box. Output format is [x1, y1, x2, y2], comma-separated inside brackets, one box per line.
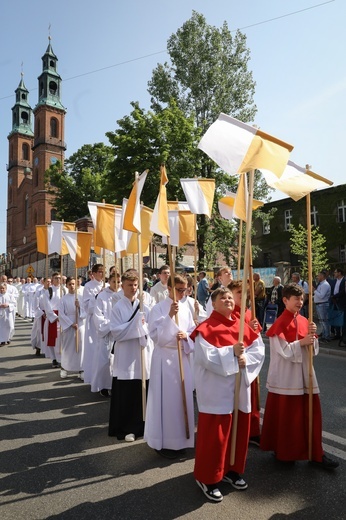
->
[105, 100, 201, 206]
[289, 224, 329, 278]
[45, 143, 112, 221]
[148, 10, 257, 130]
[147, 11, 273, 268]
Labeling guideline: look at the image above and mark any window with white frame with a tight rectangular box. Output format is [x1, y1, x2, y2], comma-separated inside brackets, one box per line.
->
[337, 200, 346, 223]
[284, 209, 292, 231]
[340, 244, 346, 263]
[263, 220, 270, 235]
[311, 205, 319, 227]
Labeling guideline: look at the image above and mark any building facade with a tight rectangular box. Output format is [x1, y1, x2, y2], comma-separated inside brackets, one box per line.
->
[252, 184, 346, 270]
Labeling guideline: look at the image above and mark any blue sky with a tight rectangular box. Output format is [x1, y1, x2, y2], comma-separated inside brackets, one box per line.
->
[1, 0, 344, 254]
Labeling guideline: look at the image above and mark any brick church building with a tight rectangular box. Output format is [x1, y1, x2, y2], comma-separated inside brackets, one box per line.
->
[6, 39, 66, 275]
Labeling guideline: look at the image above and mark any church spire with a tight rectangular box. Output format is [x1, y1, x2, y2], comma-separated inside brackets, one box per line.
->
[9, 72, 34, 137]
[36, 37, 65, 111]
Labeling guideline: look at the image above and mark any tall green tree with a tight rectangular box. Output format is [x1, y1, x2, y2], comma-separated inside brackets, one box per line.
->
[45, 143, 112, 221]
[147, 11, 272, 268]
[148, 10, 257, 130]
[289, 224, 329, 278]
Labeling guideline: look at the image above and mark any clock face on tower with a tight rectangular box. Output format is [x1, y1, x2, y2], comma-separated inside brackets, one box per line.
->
[50, 157, 57, 165]
[34, 157, 39, 166]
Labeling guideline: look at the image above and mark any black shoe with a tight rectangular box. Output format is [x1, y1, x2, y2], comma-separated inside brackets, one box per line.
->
[310, 455, 339, 470]
[155, 449, 180, 460]
[35, 348, 41, 357]
[249, 435, 261, 447]
[52, 359, 59, 368]
[222, 471, 248, 490]
[99, 389, 111, 397]
[0, 342, 5, 346]
[195, 480, 223, 502]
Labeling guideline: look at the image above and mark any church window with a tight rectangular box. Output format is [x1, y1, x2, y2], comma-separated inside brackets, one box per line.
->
[22, 143, 29, 160]
[21, 93, 26, 101]
[21, 111, 29, 124]
[49, 81, 57, 95]
[50, 118, 58, 138]
[50, 59, 56, 69]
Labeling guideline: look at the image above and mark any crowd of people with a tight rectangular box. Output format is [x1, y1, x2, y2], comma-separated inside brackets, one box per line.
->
[0, 264, 342, 503]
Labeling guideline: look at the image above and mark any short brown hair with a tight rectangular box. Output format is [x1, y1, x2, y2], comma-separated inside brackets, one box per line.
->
[168, 273, 187, 287]
[121, 271, 139, 283]
[228, 280, 242, 291]
[282, 283, 304, 299]
[211, 287, 232, 302]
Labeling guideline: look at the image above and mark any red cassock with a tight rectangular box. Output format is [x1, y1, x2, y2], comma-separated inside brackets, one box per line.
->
[191, 311, 260, 484]
[260, 309, 324, 462]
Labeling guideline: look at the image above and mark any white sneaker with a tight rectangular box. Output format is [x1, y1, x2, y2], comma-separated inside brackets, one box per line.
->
[125, 433, 136, 442]
[78, 371, 84, 381]
[60, 369, 68, 379]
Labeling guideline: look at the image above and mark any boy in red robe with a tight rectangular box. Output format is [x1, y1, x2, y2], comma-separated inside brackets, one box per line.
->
[260, 283, 339, 470]
[191, 287, 265, 502]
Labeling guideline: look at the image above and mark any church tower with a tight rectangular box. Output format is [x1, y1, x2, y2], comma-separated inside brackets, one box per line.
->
[7, 74, 34, 257]
[7, 39, 66, 271]
[32, 38, 66, 236]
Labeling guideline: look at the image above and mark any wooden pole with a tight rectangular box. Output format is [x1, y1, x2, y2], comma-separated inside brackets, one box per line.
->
[193, 214, 199, 322]
[137, 228, 147, 421]
[237, 219, 243, 281]
[230, 171, 254, 465]
[167, 236, 190, 439]
[75, 266, 79, 353]
[306, 179, 314, 461]
[248, 243, 255, 320]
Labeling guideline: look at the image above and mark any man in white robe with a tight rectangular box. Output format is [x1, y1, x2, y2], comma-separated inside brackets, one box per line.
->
[31, 277, 51, 356]
[144, 273, 195, 458]
[109, 271, 152, 441]
[150, 265, 170, 303]
[22, 277, 36, 319]
[0, 283, 14, 345]
[82, 264, 104, 383]
[92, 273, 119, 395]
[42, 272, 66, 368]
[59, 277, 86, 379]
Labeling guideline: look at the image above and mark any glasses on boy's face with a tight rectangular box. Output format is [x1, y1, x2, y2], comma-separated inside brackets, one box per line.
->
[176, 288, 187, 294]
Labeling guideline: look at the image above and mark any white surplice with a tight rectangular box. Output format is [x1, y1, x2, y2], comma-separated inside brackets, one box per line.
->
[144, 298, 195, 451]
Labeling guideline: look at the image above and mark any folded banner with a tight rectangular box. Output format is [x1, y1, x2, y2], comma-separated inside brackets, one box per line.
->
[198, 113, 293, 177]
[218, 176, 264, 222]
[150, 165, 170, 237]
[123, 170, 149, 233]
[62, 231, 92, 268]
[36, 224, 49, 255]
[167, 210, 195, 247]
[49, 221, 76, 256]
[180, 178, 215, 218]
[260, 161, 333, 201]
[126, 205, 153, 254]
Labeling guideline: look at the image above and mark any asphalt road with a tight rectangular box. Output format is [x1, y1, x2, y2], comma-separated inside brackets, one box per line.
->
[0, 318, 345, 520]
